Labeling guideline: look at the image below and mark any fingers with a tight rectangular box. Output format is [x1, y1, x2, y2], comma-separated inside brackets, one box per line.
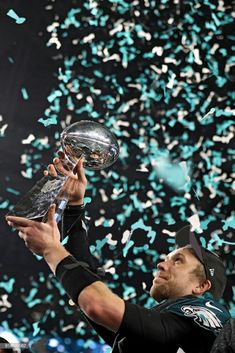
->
[18, 230, 24, 239]
[53, 157, 75, 178]
[44, 164, 58, 177]
[44, 157, 71, 179]
[6, 216, 33, 228]
[7, 218, 31, 245]
[18, 231, 30, 248]
[47, 204, 56, 224]
[44, 151, 78, 179]
[57, 151, 66, 159]
[18, 230, 28, 243]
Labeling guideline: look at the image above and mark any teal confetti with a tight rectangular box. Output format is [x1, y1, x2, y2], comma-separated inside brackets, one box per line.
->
[6, 188, 20, 195]
[7, 9, 26, 24]
[0, 278, 15, 293]
[0, 200, 9, 209]
[222, 215, 235, 231]
[123, 240, 134, 257]
[21, 87, 29, 100]
[38, 116, 57, 126]
[32, 322, 40, 337]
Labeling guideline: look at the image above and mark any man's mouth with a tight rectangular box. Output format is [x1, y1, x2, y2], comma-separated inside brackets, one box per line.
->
[153, 275, 168, 283]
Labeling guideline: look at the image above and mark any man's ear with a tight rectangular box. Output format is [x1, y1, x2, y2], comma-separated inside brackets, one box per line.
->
[193, 280, 211, 296]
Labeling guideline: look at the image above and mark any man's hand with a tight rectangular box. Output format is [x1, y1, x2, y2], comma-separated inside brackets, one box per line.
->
[44, 151, 87, 206]
[6, 204, 69, 272]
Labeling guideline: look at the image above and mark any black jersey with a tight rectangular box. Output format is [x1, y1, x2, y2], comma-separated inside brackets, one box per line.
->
[88, 296, 230, 353]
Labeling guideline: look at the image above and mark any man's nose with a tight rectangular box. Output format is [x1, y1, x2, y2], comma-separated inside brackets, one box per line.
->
[157, 258, 172, 271]
[157, 261, 167, 271]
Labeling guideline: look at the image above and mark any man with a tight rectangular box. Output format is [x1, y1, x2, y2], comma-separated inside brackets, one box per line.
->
[6, 155, 230, 353]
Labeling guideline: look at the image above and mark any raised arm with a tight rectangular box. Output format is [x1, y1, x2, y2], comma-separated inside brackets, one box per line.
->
[6, 204, 125, 332]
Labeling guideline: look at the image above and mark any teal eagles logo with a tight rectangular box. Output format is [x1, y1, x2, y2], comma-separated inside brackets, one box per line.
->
[181, 301, 223, 331]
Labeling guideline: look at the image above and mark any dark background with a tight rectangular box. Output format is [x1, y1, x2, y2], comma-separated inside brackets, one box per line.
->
[0, 1, 234, 352]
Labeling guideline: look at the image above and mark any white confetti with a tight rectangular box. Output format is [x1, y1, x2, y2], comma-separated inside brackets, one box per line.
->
[213, 132, 234, 144]
[22, 134, 35, 144]
[152, 46, 163, 56]
[99, 189, 109, 202]
[83, 33, 95, 43]
[188, 214, 203, 233]
[166, 73, 176, 89]
[121, 229, 133, 244]
[162, 229, 176, 237]
[105, 233, 117, 245]
[0, 124, 8, 136]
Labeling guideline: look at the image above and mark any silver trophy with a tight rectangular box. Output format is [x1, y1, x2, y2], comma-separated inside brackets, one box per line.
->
[7, 120, 119, 220]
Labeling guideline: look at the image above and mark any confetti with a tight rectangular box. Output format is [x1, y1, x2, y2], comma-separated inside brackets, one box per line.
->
[7, 9, 26, 24]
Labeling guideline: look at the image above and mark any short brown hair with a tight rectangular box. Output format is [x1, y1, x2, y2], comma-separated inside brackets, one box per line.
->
[186, 246, 207, 284]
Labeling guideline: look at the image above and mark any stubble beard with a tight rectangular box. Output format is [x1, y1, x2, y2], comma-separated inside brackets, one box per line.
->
[150, 283, 170, 302]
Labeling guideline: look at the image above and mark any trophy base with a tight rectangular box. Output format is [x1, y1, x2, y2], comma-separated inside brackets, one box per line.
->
[7, 174, 67, 219]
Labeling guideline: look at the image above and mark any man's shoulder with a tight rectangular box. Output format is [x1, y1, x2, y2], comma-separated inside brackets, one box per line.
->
[163, 296, 230, 334]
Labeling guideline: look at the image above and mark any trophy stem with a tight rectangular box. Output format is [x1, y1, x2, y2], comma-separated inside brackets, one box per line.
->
[54, 197, 69, 223]
[42, 193, 69, 224]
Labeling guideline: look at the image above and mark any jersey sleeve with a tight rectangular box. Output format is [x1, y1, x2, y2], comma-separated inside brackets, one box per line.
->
[61, 206, 99, 270]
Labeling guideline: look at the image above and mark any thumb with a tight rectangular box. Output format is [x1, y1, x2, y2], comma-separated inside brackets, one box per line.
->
[74, 157, 85, 170]
[47, 204, 56, 224]
[74, 158, 86, 181]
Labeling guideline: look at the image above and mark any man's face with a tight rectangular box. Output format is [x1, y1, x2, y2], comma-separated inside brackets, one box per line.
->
[150, 247, 202, 302]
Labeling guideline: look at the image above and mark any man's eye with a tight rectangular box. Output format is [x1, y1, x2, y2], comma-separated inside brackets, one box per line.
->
[175, 257, 182, 263]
